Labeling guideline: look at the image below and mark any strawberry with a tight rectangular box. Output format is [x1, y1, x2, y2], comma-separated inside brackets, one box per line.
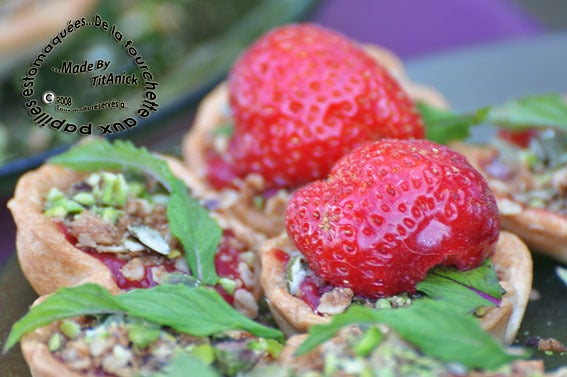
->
[285, 139, 500, 298]
[214, 23, 424, 190]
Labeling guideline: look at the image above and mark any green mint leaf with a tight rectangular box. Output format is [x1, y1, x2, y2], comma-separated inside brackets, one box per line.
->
[118, 284, 282, 340]
[3, 283, 283, 354]
[377, 300, 521, 370]
[48, 139, 222, 285]
[150, 353, 220, 377]
[3, 284, 125, 353]
[296, 300, 521, 371]
[420, 103, 489, 144]
[487, 93, 567, 129]
[48, 139, 175, 190]
[417, 260, 506, 314]
[168, 179, 220, 284]
[421, 93, 567, 144]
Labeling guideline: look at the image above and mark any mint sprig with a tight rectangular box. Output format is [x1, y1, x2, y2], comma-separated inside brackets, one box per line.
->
[295, 300, 523, 371]
[417, 260, 506, 314]
[3, 283, 283, 354]
[422, 93, 567, 144]
[48, 139, 221, 284]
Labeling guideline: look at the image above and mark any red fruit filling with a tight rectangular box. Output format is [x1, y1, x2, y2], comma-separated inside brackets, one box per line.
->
[58, 222, 251, 303]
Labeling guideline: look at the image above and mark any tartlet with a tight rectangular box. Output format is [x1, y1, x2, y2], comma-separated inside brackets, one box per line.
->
[275, 330, 549, 377]
[20, 300, 274, 377]
[452, 139, 567, 264]
[181, 44, 448, 238]
[260, 230, 532, 345]
[8, 155, 264, 317]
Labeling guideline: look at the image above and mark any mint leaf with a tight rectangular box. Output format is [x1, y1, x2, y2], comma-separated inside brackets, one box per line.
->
[118, 284, 281, 339]
[487, 93, 567, 129]
[3, 284, 125, 353]
[421, 103, 489, 144]
[150, 353, 220, 377]
[296, 301, 522, 371]
[49, 139, 175, 190]
[421, 93, 567, 144]
[377, 300, 521, 370]
[48, 139, 221, 285]
[417, 260, 505, 314]
[168, 179, 220, 284]
[3, 283, 283, 354]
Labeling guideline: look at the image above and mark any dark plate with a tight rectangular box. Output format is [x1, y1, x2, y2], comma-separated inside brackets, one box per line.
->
[2, 32, 567, 376]
[0, 0, 319, 195]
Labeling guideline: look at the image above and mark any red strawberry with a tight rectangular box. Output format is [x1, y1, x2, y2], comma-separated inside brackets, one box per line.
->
[285, 139, 500, 298]
[215, 23, 424, 190]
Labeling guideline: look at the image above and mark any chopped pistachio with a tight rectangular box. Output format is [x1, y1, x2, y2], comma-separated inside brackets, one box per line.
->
[60, 320, 81, 339]
[44, 195, 84, 218]
[187, 344, 215, 365]
[324, 352, 339, 377]
[128, 225, 170, 255]
[167, 249, 182, 259]
[128, 322, 161, 348]
[45, 187, 66, 203]
[72, 192, 96, 206]
[247, 338, 283, 358]
[353, 327, 384, 357]
[127, 181, 146, 198]
[44, 206, 70, 218]
[48, 332, 63, 352]
[218, 277, 237, 295]
[97, 172, 129, 207]
[95, 207, 122, 224]
[86, 173, 101, 187]
[375, 298, 392, 310]
[114, 173, 129, 207]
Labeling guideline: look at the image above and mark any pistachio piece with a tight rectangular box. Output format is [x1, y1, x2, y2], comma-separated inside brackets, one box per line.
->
[127, 225, 170, 255]
[286, 252, 306, 295]
[72, 192, 96, 206]
[98, 172, 129, 207]
[218, 277, 237, 295]
[94, 207, 122, 224]
[44, 187, 85, 217]
[60, 320, 81, 339]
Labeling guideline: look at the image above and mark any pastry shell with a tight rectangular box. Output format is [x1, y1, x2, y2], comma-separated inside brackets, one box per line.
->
[452, 142, 567, 264]
[260, 230, 533, 345]
[181, 44, 449, 238]
[278, 333, 550, 377]
[8, 155, 264, 300]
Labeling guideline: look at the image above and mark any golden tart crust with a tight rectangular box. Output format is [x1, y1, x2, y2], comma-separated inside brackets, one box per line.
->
[260, 230, 532, 345]
[181, 45, 449, 238]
